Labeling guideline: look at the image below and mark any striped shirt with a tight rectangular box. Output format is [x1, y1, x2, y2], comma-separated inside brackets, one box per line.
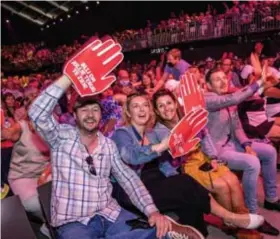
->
[28, 84, 158, 227]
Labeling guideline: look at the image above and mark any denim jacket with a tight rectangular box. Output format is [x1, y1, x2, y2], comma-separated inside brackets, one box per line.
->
[111, 125, 178, 177]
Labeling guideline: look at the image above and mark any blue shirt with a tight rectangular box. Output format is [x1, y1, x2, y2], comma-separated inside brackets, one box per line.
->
[164, 59, 190, 80]
[111, 126, 178, 177]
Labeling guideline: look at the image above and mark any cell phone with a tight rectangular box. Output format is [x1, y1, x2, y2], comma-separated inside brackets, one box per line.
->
[199, 162, 213, 172]
[126, 218, 151, 230]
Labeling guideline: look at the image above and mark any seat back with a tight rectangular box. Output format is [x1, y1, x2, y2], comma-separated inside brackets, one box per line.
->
[37, 181, 56, 239]
[37, 181, 52, 223]
[1, 195, 37, 239]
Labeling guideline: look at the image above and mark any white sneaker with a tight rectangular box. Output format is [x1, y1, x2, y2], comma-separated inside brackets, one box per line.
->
[246, 214, 264, 229]
[224, 213, 264, 229]
[40, 223, 51, 238]
[165, 216, 205, 239]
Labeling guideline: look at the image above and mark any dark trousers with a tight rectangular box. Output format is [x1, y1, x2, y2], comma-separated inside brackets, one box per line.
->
[1, 147, 13, 185]
[112, 168, 210, 236]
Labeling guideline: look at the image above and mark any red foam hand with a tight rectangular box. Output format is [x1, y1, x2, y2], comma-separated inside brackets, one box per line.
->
[179, 72, 205, 114]
[169, 108, 208, 158]
[63, 38, 124, 96]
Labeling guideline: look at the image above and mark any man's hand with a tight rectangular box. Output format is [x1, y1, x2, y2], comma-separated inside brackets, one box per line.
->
[148, 212, 172, 239]
[179, 72, 205, 114]
[169, 108, 208, 158]
[63, 37, 124, 96]
[245, 146, 257, 156]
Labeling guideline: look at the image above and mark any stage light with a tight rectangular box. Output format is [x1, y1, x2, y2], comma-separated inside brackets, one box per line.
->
[60, 18, 63, 22]
[46, 25, 50, 28]
[41, 28, 44, 31]
[85, 6, 89, 10]
[6, 19, 10, 23]
[53, 21, 56, 25]
[67, 14, 71, 18]
[76, 10, 79, 14]
[96, 1, 100, 5]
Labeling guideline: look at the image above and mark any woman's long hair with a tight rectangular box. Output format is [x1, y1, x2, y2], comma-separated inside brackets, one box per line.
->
[152, 89, 184, 129]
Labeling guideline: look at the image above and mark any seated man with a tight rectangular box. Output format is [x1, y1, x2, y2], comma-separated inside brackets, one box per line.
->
[28, 72, 201, 239]
[204, 68, 280, 235]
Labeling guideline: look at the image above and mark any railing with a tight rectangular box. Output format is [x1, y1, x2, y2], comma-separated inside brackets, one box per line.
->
[2, 7, 280, 72]
[120, 7, 280, 52]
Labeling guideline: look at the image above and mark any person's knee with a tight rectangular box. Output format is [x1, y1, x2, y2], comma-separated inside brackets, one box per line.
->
[243, 155, 261, 174]
[262, 144, 277, 162]
[226, 172, 240, 186]
[213, 179, 230, 194]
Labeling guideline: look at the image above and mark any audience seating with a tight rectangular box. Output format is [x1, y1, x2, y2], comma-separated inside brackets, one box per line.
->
[37, 181, 56, 239]
[1, 195, 37, 239]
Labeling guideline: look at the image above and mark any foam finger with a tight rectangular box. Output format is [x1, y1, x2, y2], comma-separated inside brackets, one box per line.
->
[102, 52, 124, 73]
[100, 44, 122, 62]
[96, 39, 115, 55]
[185, 73, 191, 95]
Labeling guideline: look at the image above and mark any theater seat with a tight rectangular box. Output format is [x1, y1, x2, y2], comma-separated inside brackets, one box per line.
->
[37, 181, 56, 239]
[1, 195, 36, 239]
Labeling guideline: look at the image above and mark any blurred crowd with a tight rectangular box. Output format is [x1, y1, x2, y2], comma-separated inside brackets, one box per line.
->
[2, 0, 280, 71]
[1, 36, 280, 238]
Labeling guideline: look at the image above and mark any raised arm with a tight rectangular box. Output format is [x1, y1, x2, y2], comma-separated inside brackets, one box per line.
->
[205, 81, 262, 112]
[153, 71, 169, 93]
[28, 76, 71, 149]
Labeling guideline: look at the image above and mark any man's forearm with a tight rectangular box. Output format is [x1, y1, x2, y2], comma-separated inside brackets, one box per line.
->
[54, 75, 72, 91]
[153, 79, 164, 92]
[28, 75, 72, 148]
[205, 80, 262, 111]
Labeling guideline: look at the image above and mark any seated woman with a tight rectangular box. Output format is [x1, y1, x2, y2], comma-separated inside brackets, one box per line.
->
[152, 89, 248, 213]
[3, 106, 51, 238]
[111, 92, 264, 237]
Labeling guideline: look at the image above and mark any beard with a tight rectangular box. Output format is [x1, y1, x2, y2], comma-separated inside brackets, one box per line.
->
[76, 117, 99, 135]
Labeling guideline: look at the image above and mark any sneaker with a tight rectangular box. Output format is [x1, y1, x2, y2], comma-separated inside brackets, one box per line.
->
[264, 199, 280, 212]
[40, 223, 51, 239]
[257, 220, 279, 236]
[165, 216, 205, 239]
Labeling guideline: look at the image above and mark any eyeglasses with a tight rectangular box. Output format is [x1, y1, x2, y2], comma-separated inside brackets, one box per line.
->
[85, 156, 96, 175]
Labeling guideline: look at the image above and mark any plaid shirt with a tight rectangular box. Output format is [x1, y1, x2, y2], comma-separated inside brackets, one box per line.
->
[28, 84, 158, 227]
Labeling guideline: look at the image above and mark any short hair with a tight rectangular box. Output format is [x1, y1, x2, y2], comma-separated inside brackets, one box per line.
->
[73, 95, 103, 112]
[167, 48, 181, 60]
[205, 67, 221, 83]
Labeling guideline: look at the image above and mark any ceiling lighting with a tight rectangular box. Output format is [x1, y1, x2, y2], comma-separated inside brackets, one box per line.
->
[60, 18, 63, 22]
[67, 14, 71, 18]
[6, 19, 10, 23]
[96, 1, 100, 5]
[41, 28, 44, 31]
[53, 22, 56, 25]
[76, 10, 79, 14]
[46, 25, 50, 28]
[85, 6, 89, 10]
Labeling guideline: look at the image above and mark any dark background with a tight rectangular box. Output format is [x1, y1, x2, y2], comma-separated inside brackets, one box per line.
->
[1, 1, 231, 46]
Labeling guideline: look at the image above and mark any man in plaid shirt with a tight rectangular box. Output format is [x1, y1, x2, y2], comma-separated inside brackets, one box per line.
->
[29, 74, 201, 239]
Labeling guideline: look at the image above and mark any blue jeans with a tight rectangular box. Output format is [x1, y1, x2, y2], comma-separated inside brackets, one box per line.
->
[56, 209, 169, 239]
[219, 142, 277, 213]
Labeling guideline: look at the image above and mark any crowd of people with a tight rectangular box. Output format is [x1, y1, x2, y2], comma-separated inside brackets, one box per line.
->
[1, 37, 280, 239]
[2, 0, 280, 71]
